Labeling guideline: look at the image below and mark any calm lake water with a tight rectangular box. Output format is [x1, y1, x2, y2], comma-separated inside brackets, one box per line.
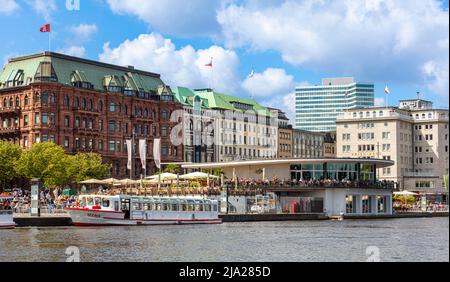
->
[0, 218, 448, 262]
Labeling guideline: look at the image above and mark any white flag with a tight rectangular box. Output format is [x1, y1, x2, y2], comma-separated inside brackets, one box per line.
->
[153, 138, 161, 169]
[384, 84, 390, 95]
[126, 139, 132, 170]
[139, 139, 146, 169]
[247, 69, 255, 79]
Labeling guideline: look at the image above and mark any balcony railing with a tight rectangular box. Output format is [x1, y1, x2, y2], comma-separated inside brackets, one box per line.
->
[223, 179, 397, 190]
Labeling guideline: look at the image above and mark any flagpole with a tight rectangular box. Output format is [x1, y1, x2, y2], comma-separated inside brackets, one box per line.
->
[49, 29, 51, 52]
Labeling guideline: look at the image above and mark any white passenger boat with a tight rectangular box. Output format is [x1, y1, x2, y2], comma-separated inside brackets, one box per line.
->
[0, 196, 15, 229]
[65, 195, 222, 226]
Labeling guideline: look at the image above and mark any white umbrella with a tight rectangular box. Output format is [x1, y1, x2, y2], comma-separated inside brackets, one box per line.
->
[79, 179, 103, 184]
[100, 178, 120, 185]
[394, 190, 418, 196]
[146, 173, 178, 181]
[180, 172, 219, 180]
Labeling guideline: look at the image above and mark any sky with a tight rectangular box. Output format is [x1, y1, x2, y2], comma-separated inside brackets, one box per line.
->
[0, 0, 448, 120]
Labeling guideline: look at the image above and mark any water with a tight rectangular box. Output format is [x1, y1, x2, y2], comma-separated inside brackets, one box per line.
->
[0, 218, 448, 262]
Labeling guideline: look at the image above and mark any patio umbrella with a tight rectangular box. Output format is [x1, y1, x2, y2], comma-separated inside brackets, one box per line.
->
[146, 173, 178, 181]
[100, 178, 120, 185]
[79, 179, 103, 184]
[394, 190, 418, 196]
[180, 172, 219, 180]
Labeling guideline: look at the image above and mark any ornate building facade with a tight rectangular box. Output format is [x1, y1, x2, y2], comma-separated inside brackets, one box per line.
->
[0, 52, 183, 178]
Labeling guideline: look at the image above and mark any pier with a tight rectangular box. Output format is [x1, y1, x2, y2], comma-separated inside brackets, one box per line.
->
[11, 211, 448, 227]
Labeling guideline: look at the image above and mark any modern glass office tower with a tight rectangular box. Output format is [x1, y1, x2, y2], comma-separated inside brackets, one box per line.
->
[295, 77, 374, 132]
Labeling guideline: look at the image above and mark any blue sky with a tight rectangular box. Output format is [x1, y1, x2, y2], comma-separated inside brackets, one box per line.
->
[0, 0, 448, 120]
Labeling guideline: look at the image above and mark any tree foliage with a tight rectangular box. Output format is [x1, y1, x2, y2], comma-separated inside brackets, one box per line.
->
[67, 153, 111, 184]
[12, 142, 111, 188]
[0, 141, 22, 188]
[15, 142, 71, 188]
[164, 164, 181, 174]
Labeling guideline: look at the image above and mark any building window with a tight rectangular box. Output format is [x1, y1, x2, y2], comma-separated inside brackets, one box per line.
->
[24, 115, 28, 127]
[109, 120, 116, 132]
[109, 141, 115, 152]
[35, 113, 40, 124]
[64, 138, 69, 148]
[50, 113, 55, 125]
[109, 102, 115, 112]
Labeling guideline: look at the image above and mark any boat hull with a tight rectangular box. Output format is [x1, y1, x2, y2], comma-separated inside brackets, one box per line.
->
[0, 212, 15, 229]
[66, 208, 222, 226]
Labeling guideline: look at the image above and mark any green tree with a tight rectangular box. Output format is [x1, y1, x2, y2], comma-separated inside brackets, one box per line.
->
[201, 168, 224, 177]
[15, 142, 71, 188]
[0, 141, 23, 189]
[67, 153, 111, 183]
[164, 164, 181, 174]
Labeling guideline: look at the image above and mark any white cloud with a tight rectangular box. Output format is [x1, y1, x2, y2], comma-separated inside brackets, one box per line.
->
[106, 0, 222, 37]
[69, 24, 98, 42]
[0, 0, 19, 14]
[217, 0, 449, 99]
[375, 97, 385, 107]
[242, 68, 295, 98]
[98, 33, 240, 93]
[58, 46, 86, 57]
[27, 0, 57, 20]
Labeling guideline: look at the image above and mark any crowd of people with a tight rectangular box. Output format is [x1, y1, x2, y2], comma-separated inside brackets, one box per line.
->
[1, 188, 76, 214]
[223, 177, 396, 190]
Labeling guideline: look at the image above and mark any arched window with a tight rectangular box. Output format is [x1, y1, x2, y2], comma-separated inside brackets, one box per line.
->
[3, 98, 7, 108]
[144, 108, 149, 118]
[24, 95, 29, 106]
[15, 97, 19, 107]
[98, 100, 103, 112]
[75, 97, 80, 109]
[42, 92, 49, 104]
[118, 103, 121, 113]
[64, 96, 70, 109]
[123, 104, 127, 114]
[81, 98, 86, 110]
[89, 99, 93, 110]
[9, 97, 13, 108]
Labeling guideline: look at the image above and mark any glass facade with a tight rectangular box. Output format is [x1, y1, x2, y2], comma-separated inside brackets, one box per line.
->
[295, 81, 374, 132]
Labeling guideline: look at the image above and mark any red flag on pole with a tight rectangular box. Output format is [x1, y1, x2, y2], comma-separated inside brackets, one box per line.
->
[205, 57, 213, 67]
[40, 24, 51, 33]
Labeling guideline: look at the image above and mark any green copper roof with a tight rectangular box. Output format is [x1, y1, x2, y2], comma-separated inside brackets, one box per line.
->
[0, 52, 166, 93]
[172, 86, 209, 108]
[173, 87, 272, 117]
[194, 89, 272, 117]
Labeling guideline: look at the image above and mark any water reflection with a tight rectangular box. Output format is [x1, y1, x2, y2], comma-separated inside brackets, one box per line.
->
[0, 218, 448, 262]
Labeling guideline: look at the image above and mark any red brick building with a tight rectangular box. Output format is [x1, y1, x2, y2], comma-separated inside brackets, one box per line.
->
[0, 52, 183, 178]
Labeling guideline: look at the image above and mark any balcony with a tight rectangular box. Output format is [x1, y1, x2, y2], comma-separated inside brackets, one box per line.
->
[0, 126, 20, 134]
[0, 107, 21, 114]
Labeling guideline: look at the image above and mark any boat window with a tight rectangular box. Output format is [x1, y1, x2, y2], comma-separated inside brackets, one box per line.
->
[204, 204, 211, 212]
[180, 204, 187, 211]
[213, 204, 218, 212]
[133, 202, 142, 211]
[102, 199, 110, 208]
[187, 204, 194, 211]
[94, 197, 101, 206]
[172, 204, 179, 211]
[80, 197, 87, 207]
[195, 204, 203, 211]
[87, 197, 94, 206]
[143, 203, 150, 211]
[155, 203, 161, 211]
[162, 203, 169, 211]
[114, 201, 119, 211]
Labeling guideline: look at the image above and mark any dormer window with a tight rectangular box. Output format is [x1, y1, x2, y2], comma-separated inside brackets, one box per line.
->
[34, 62, 58, 82]
[103, 75, 123, 93]
[4, 69, 24, 87]
[71, 71, 93, 89]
